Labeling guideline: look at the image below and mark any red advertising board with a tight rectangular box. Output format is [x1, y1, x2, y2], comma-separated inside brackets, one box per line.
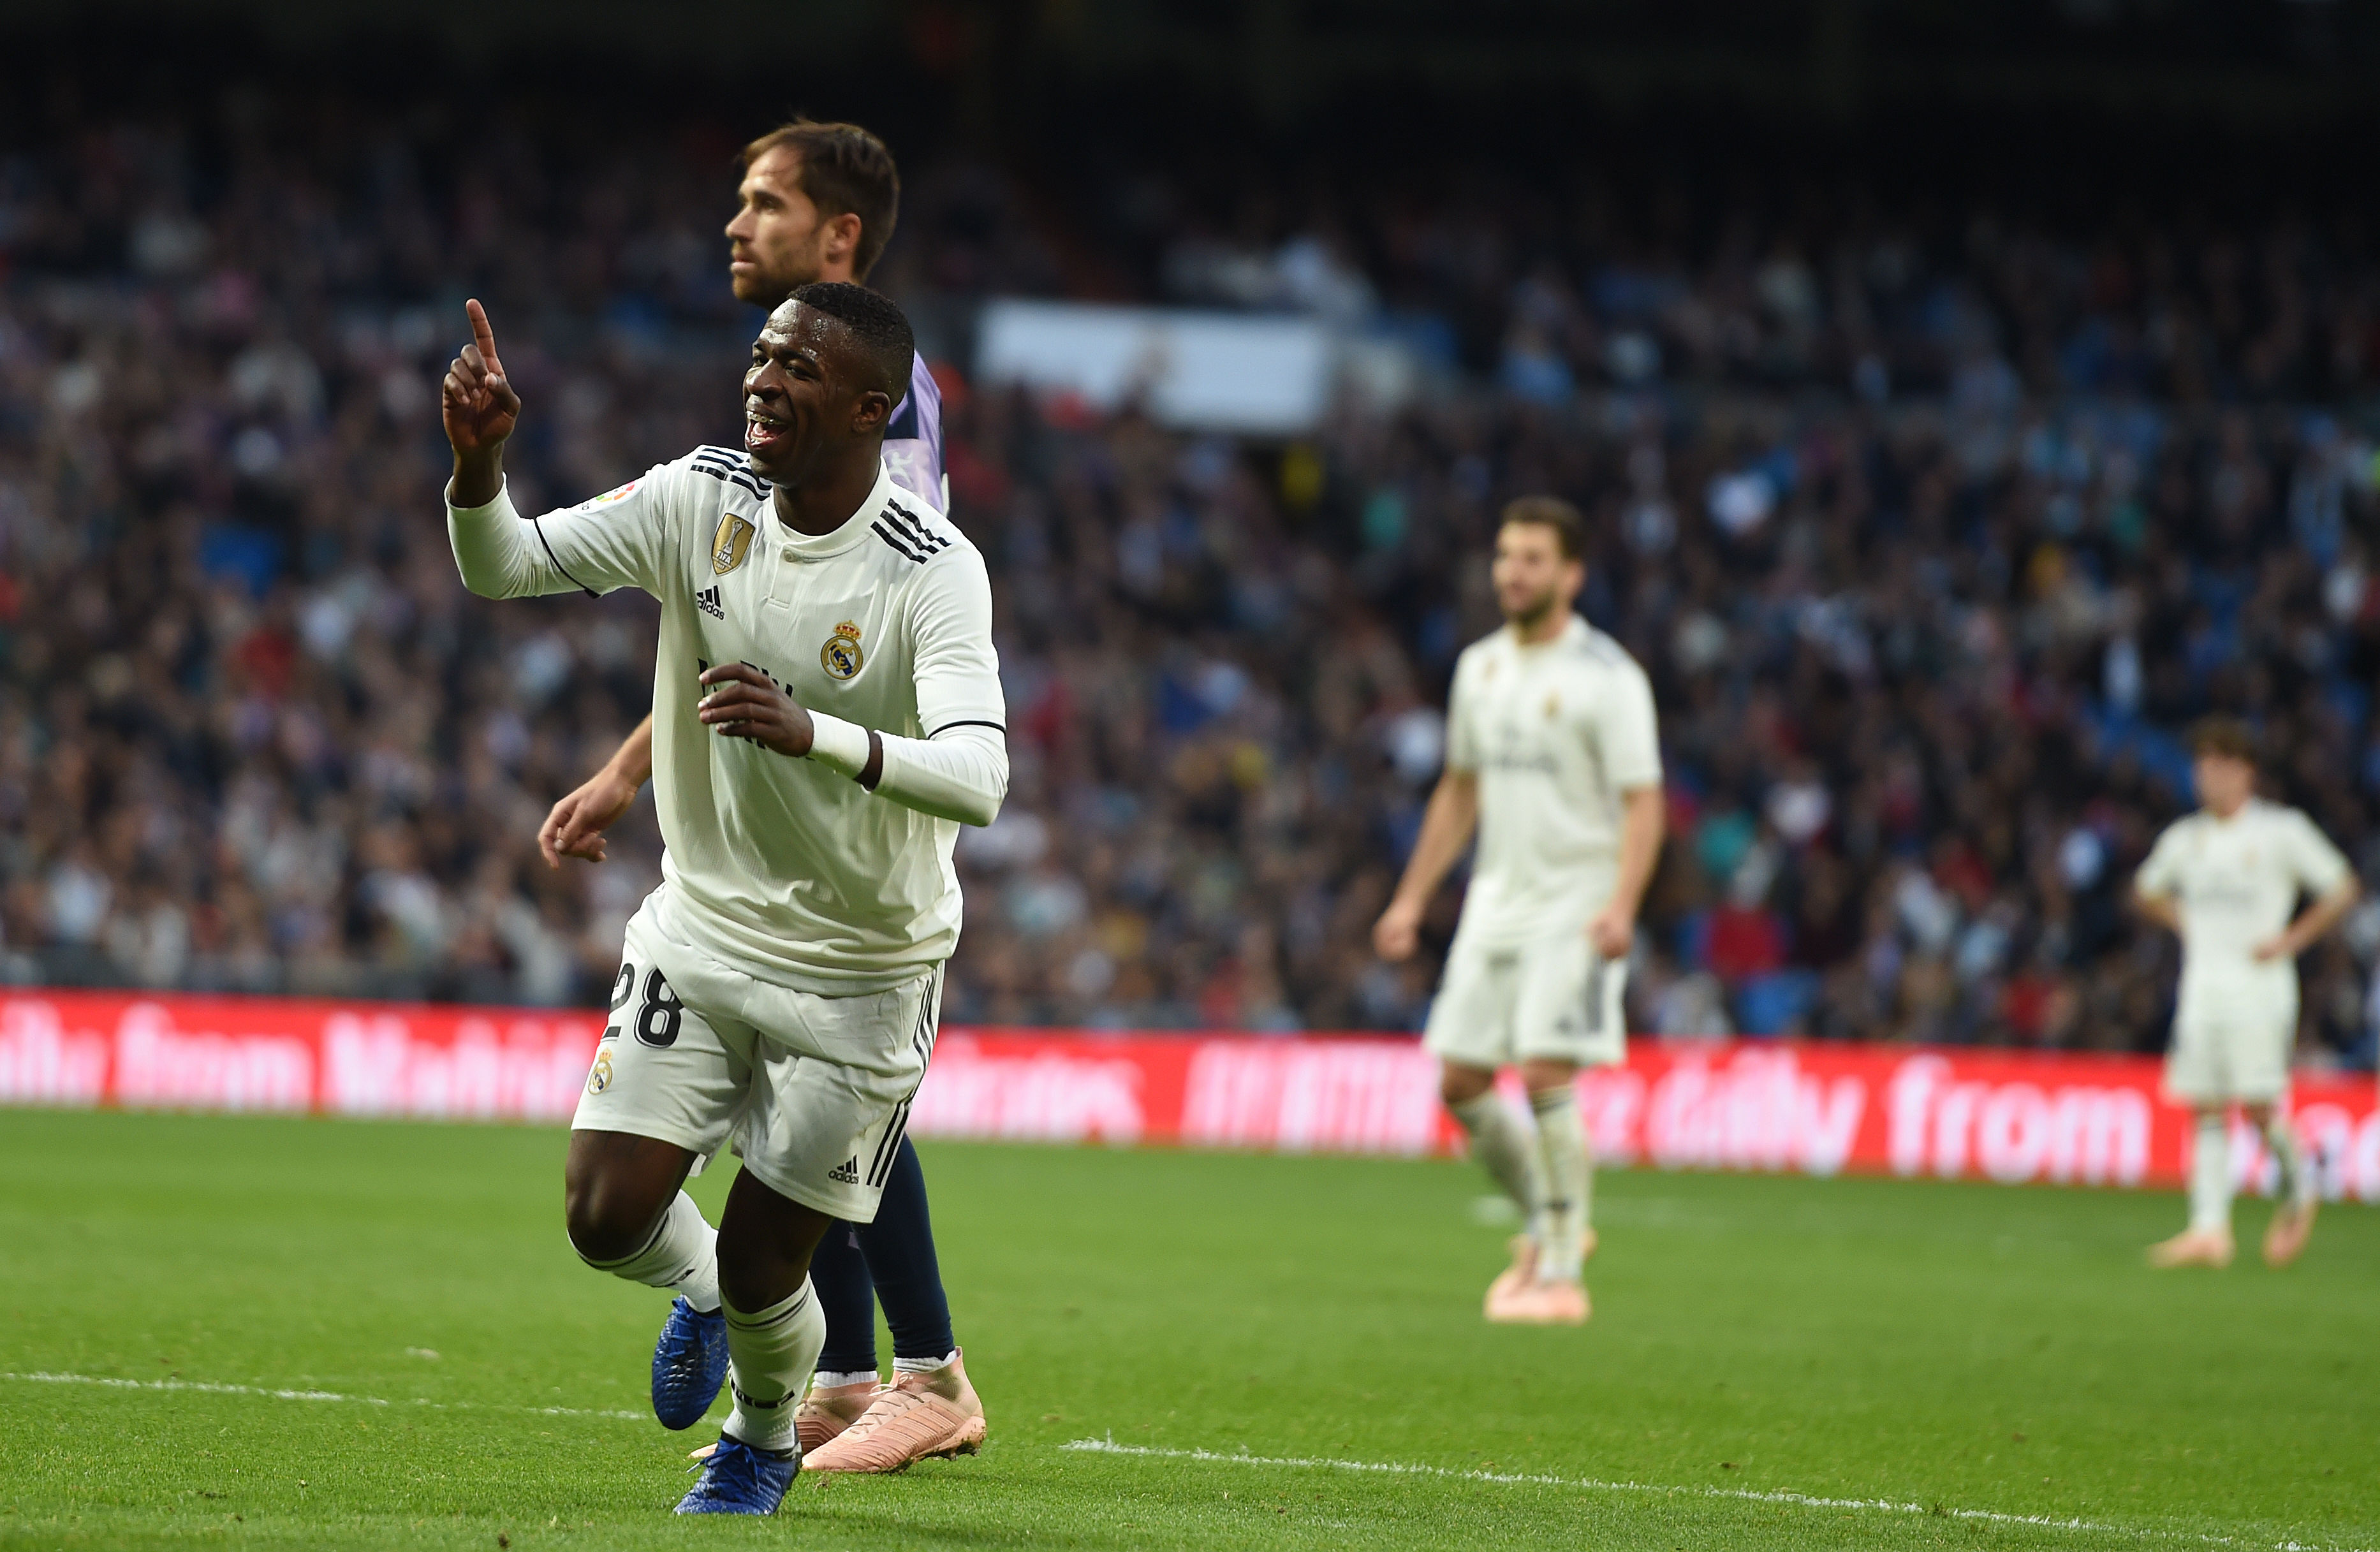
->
[0, 989, 601, 1122]
[918, 1030, 2380, 1199]
[3, 989, 2374, 1199]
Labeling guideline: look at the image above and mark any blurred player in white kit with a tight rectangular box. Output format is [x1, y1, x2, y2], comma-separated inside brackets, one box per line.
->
[2134, 718, 2360, 1270]
[1374, 497, 1665, 1325]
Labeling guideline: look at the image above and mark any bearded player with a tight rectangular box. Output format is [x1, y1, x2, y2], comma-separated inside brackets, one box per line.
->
[442, 283, 1003, 1512]
[1374, 497, 1664, 1326]
[2135, 719, 2358, 1270]
[536, 121, 986, 1474]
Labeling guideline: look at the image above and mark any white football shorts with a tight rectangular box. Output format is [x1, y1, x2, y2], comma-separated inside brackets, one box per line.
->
[1423, 930, 1627, 1072]
[572, 895, 939, 1222]
[2164, 1011, 2295, 1106]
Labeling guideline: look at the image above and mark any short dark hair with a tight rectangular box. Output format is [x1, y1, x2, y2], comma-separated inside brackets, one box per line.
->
[790, 281, 915, 406]
[2189, 716, 2258, 766]
[1499, 495, 1587, 561]
[742, 120, 901, 282]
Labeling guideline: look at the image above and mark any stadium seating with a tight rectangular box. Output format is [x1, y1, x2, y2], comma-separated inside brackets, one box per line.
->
[1, 101, 2375, 1064]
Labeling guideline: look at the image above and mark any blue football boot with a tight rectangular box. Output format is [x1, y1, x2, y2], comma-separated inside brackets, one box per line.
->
[674, 1434, 798, 1514]
[650, 1296, 730, 1430]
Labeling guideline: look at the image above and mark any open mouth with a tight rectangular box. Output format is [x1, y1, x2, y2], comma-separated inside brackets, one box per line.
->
[744, 404, 792, 458]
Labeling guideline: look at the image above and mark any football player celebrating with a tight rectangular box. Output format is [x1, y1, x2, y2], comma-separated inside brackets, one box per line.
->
[2134, 718, 2359, 1270]
[537, 121, 987, 1475]
[442, 284, 1003, 1513]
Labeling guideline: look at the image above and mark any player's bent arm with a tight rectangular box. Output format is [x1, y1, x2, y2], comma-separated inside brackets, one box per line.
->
[698, 545, 1010, 825]
[2133, 886, 2183, 934]
[867, 545, 1008, 826]
[808, 718, 1008, 827]
[705, 679, 1008, 826]
[2279, 875, 2361, 957]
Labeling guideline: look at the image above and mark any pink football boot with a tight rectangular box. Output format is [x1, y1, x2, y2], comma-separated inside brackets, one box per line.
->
[802, 1349, 987, 1473]
[2263, 1199, 2318, 1268]
[1488, 1278, 1590, 1325]
[797, 1376, 881, 1453]
[2146, 1228, 2235, 1268]
[1481, 1234, 1540, 1317]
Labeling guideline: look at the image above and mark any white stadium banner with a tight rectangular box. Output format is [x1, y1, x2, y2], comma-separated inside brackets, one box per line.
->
[974, 300, 1335, 435]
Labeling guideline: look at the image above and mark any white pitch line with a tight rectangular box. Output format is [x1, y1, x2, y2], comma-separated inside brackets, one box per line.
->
[1, 1370, 645, 1422]
[1062, 1437, 2363, 1552]
[8, 1372, 2359, 1552]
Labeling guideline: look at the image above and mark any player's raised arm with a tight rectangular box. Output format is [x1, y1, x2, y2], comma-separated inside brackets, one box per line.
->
[441, 300, 682, 603]
[442, 299, 519, 507]
[439, 297, 564, 601]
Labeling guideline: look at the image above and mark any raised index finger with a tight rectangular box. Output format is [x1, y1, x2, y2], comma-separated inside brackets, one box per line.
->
[466, 298, 506, 379]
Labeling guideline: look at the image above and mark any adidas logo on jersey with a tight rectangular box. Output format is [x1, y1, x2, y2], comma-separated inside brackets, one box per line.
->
[696, 585, 724, 620]
[826, 1156, 861, 1185]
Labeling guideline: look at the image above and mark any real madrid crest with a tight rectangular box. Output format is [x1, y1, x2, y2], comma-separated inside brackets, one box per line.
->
[820, 620, 864, 680]
[711, 512, 756, 575]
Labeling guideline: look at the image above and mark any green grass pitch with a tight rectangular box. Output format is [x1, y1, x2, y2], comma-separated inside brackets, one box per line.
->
[3, 1109, 2377, 1550]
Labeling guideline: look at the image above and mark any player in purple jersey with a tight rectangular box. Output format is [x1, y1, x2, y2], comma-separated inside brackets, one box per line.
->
[882, 341, 944, 509]
[537, 120, 986, 1474]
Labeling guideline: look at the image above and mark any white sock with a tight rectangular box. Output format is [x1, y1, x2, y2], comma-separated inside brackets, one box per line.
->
[579, 1191, 720, 1312]
[893, 1349, 959, 1375]
[1449, 1091, 1545, 1238]
[722, 1278, 825, 1455]
[812, 1368, 881, 1391]
[2260, 1113, 2313, 1208]
[1529, 1085, 1589, 1284]
[2187, 1113, 2232, 1235]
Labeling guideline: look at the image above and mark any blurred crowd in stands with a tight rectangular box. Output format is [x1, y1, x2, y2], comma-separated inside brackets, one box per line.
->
[4, 94, 2379, 1064]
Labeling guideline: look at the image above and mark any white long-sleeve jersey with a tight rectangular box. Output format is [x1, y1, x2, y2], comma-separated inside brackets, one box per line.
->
[449, 450, 1006, 995]
[2135, 797, 2351, 1027]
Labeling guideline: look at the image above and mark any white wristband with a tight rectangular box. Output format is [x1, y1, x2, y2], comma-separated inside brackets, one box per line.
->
[804, 711, 871, 779]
